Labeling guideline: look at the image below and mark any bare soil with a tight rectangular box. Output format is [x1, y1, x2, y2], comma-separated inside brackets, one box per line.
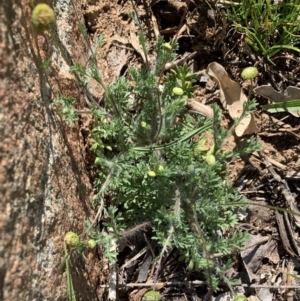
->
[78, 0, 300, 300]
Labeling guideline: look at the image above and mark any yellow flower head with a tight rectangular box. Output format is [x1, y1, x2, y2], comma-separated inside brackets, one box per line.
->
[64, 231, 80, 248]
[158, 165, 164, 171]
[87, 239, 97, 249]
[148, 170, 156, 177]
[172, 87, 184, 96]
[241, 66, 258, 80]
[163, 42, 172, 50]
[205, 154, 216, 165]
[32, 4, 55, 31]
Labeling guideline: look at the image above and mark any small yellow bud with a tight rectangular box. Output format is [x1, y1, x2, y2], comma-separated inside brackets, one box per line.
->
[233, 294, 247, 301]
[187, 260, 194, 270]
[241, 67, 258, 80]
[32, 4, 55, 31]
[196, 138, 209, 152]
[64, 231, 80, 248]
[143, 291, 162, 301]
[141, 121, 147, 127]
[87, 239, 97, 249]
[148, 170, 156, 177]
[107, 227, 114, 233]
[172, 87, 184, 96]
[158, 165, 164, 171]
[207, 144, 215, 156]
[205, 154, 216, 165]
[163, 42, 172, 50]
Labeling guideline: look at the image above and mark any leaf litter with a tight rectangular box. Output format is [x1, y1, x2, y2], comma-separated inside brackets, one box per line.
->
[207, 62, 258, 137]
[254, 85, 300, 117]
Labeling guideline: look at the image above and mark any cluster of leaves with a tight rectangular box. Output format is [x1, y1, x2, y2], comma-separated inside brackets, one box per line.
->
[67, 28, 260, 290]
[227, 0, 300, 62]
[55, 95, 78, 126]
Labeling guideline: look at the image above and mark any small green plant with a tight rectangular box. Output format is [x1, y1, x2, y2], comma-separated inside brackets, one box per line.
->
[68, 19, 260, 294]
[227, 0, 300, 62]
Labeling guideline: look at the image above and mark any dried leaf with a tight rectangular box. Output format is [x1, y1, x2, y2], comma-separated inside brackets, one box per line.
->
[207, 62, 257, 136]
[130, 22, 147, 63]
[207, 62, 247, 118]
[257, 288, 273, 301]
[214, 292, 235, 301]
[235, 113, 258, 137]
[248, 296, 260, 301]
[151, 14, 159, 41]
[130, 288, 148, 301]
[168, 0, 187, 11]
[241, 235, 278, 282]
[254, 85, 300, 117]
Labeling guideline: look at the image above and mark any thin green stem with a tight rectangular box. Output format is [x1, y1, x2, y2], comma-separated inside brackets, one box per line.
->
[153, 44, 177, 142]
[248, 79, 254, 102]
[64, 243, 76, 301]
[184, 198, 214, 299]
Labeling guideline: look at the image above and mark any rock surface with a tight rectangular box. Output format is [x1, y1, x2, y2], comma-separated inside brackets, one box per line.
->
[0, 1, 100, 300]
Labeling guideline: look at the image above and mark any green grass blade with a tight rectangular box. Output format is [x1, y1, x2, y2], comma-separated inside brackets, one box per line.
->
[262, 99, 300, 113]
[269, 44, 300, 53]
[132, 120, 212, 152]
[64, 244, 77, 301]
